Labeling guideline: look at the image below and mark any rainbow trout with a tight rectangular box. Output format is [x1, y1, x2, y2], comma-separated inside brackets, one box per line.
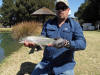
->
[19, 36, 55, 46]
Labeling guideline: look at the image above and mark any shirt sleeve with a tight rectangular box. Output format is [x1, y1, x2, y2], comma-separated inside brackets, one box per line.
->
[69, 21, 86, 51]
[41, 19, 52, 36]
[41, 21, 48, 36]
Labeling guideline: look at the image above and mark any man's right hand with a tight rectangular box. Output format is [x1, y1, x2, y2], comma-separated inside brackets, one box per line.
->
[24, 41, 36, 47]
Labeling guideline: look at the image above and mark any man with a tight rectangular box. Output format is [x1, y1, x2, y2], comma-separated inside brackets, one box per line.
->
[24, 0, 86, 75]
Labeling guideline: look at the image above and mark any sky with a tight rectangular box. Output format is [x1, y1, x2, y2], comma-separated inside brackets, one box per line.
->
[0, 0, 85, 17]
[0, 0, 2, 7]
[68, 0, 85, 17]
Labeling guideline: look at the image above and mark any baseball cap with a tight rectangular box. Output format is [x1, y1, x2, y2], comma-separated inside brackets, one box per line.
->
[55, 0, 69, 7]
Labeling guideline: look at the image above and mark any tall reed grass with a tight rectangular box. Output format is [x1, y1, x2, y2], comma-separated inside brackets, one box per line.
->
[12, 21, 42, 40]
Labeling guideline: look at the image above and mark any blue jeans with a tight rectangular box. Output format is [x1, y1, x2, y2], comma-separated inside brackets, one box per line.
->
[57, 70, 74, 75]
[31, 62, 74, 75]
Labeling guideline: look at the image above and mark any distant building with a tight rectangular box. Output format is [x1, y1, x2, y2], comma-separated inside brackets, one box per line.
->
[82, 23, 95, 31]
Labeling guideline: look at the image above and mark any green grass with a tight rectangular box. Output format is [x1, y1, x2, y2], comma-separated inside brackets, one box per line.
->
[0, 28, 12, 32]
[0, 31, 100, 75]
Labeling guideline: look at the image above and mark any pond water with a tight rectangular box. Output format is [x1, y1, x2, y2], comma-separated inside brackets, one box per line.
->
[0, 34, 5, 62]
[0, 33, 22, 63]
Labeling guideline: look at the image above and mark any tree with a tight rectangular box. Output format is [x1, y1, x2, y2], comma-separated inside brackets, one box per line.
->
[0, 0, 55, 26]
[75, 0, 100, 25]
[0, 0, 15, 27]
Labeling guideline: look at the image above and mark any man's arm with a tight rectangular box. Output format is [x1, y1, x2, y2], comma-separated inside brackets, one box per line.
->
[41, 20, 50, 36]
[69, 21, 86, 51]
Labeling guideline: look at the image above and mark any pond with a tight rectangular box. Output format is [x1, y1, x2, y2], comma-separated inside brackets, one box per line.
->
[0, 33, 22, 62]
[0, 34, 5, 62]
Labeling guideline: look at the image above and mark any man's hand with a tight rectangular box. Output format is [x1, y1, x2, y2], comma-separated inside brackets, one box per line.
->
[24, 41, 36, 48]
[48, 38, 70, 48]
[52, 38, 66, 48]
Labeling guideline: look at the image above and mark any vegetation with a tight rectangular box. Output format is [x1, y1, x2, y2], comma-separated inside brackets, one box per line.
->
[0, 31, 100, 75]
[0, 28, 12, 32]
[0, 0, 55, 27]
[0, 21, 42, 57]
[75, 31, 100, 75]
[75, 0, 100, 25]
[12, 21, 42, 40]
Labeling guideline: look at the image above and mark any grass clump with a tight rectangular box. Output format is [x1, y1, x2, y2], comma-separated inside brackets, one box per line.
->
[12, 21, 42, 40]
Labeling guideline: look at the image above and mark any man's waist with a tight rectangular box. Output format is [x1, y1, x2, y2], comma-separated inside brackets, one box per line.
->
[43, 49, 75, 66]
[45, 46, 69, 56]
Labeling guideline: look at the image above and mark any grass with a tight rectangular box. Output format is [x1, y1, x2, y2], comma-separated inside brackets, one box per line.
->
[75, 31, 100, 75]
[0, 31, 100, 75]
[0, 46, 43, 75]
[0, 28, 12, 32]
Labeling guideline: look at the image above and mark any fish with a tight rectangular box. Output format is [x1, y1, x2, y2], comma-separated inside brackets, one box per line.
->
[19, 36, 55, 46]
[19, 36, 55, 54]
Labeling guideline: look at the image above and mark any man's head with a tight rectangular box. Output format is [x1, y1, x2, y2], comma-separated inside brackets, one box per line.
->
[55, 0, 70, 20]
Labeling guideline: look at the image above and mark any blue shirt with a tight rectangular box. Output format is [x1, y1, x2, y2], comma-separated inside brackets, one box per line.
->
[40, 17, 86, 74]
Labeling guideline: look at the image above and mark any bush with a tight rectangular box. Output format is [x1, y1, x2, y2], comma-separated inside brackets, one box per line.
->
[12, 21, 42, 40]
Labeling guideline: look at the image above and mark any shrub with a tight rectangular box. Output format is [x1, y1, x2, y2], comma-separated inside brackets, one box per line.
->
[12, 21, 42, 40]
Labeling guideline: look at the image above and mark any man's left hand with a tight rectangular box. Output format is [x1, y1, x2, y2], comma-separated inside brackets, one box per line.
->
[48, 38, 70, 48]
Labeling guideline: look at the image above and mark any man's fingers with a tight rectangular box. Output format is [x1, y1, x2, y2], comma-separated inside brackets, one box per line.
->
[24, 41, 36, 47]
[47, 44, 53, 46]
[29, 43, 36, 46]
[24, 41, 29, 46]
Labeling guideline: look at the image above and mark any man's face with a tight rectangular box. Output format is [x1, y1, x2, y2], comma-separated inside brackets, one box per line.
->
[56, 2, 70, 19]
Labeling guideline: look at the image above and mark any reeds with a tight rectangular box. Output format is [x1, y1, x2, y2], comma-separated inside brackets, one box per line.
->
[12, 21, 42, 40]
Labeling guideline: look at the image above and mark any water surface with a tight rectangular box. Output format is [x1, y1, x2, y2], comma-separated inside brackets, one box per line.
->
[0, 34, 5, 62]
[0, 33, 22, 62]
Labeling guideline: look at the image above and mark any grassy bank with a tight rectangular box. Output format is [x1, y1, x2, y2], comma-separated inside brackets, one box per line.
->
[0, 28, 12, 32]
[0, 31, 100, 75]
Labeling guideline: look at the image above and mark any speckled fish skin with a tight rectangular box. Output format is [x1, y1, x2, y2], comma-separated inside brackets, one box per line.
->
[19, 36, 55, 46]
